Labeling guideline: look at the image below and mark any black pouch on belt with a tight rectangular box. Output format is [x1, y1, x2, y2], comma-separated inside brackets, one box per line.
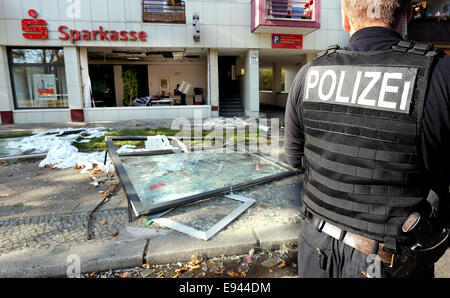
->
[385, 211, 450, 278]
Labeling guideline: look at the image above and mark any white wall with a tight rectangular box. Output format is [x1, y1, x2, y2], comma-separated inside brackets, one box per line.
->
[0, 0, 350, 51]
[148, 63, 207, 97]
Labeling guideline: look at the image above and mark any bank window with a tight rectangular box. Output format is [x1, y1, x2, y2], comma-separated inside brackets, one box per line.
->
[9, 48, 68, 109]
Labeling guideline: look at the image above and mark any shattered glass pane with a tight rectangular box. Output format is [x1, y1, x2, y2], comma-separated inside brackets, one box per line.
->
[160, 197, 242, 232]
[121, 152, 288, 207]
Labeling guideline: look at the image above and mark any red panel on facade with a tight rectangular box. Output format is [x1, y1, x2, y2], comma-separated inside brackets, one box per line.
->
[0, 111, 14, 125]
[272, 34, 303, 49]
[70, 109, 85, 122]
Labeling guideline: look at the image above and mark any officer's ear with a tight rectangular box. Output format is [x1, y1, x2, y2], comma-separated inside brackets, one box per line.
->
[341, 10, 351, 32]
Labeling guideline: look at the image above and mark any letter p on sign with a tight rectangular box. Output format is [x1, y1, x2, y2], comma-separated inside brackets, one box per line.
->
[273, 35, 281, 44]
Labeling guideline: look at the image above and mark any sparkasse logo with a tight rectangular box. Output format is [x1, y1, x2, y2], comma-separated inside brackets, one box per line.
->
[22, 9, 48, 40]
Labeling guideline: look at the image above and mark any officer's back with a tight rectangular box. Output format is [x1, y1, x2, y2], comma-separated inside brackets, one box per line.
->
[285, 0, 450, 278]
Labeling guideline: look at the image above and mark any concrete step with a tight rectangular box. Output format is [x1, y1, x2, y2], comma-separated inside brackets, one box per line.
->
[220, 103, 244, 108]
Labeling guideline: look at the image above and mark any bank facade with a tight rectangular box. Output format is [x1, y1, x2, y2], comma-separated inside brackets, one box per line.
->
[0, 0, 349, 124]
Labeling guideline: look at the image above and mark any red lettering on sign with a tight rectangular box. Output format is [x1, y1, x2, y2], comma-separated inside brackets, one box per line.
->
[99, 26, 109, 41]
[138, 31, 147, 41]
[22, 11, 147, 43]
[129, 31, 137, 41]
[22, 19, 48, 39]
[70, 30, 80, 43]
[120, 31, 128, 41]
[110, 30, 119, 41]
[92, 30, 99, 40]
[58, 26, 69, 40]
[81, 30, 91, 40]
[38, 88, 55, 96]
[272, 34, 303, 49]
[22, 10, 48, 40]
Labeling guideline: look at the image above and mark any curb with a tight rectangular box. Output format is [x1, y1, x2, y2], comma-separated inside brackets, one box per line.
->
[0, 239, 147, 278]
[0, 224, 301, 278]
[0, 154, 47, 163]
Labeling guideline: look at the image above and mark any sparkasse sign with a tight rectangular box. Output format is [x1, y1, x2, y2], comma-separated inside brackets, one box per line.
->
[21, 9, 148, 44]
[58, 26, 147, 44]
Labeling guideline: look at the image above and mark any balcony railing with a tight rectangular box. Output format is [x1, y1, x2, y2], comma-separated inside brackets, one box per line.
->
[266, 0, 314, 20]
[142, 0, 186, 24]
[252, 0, 320, 34]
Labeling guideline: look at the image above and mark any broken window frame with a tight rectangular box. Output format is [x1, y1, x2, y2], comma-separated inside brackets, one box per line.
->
[153, 194, 256, 241]
[105, 136, 299, 222]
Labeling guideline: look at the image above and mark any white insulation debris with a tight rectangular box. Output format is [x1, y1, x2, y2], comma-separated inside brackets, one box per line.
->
[7, 127, 112, 171]
[7, 129, 188, 174]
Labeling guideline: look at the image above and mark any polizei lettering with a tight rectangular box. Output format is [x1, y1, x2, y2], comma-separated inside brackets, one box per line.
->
[304, 65, 418, 114]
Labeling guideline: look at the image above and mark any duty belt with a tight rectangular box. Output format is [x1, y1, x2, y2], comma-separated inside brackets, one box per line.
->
[304, 209, 395, 266]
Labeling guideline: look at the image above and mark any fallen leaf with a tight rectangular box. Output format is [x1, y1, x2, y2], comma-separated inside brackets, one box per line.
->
[35, 173, 42, 177]
[100, 275, 107, 279]
[156, 274, 164, 279]
[112, 232, 119, 237]
[176, 266, 188, 273]
[90, 271, 99, 277]
[117, 272, 128, 278]
[142, 264, 151, 269]
[101, 220, 107, 225]
[202, 272, 206, 277]
[237, 267, 242, 273]
[278, 262, 286, 269]
[171, 271, 181, 279]
[188, 264, 201, 270]
[214, 270, 224, 275]
[0, 162, 9, 167]
[8, 174, 13, 177]
[193, 258, 203, 266]
[241, 272, 247, 278]
[269, 269, 273, 273]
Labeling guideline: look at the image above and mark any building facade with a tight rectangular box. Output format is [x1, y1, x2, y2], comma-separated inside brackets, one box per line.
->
[0, 0, 349, 124]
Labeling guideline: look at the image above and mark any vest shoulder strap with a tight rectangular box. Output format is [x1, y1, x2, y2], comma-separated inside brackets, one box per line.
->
[316, 44, 342, 58]
[392, 40, 439, 57]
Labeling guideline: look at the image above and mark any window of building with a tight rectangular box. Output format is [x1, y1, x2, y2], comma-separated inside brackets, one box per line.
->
[8, 48, 68, 109]
[259, 68, 285, 92]
[259, 68, 273, 91]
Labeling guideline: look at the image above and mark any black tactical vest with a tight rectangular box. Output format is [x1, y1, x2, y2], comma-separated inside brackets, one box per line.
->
[301, 41, 438, 250]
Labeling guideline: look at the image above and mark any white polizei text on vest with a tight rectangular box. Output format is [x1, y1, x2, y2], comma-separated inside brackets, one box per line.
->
[305, 68, 414, 112]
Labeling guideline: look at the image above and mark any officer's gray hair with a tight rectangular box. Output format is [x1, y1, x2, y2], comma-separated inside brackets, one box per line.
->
[342, 0, 410, 27]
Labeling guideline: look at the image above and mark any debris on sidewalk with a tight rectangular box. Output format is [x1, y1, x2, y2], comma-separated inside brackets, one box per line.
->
[6, 127, 113, 172]
[200, 117, 270, 132]
[84, 247, 299, 279]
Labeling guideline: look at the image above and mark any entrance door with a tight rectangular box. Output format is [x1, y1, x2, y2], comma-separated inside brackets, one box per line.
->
[89, 64, 116, 107]
[218, 56, 244, 116]
[122, 65, 149, 99]
[218, 56, 240, 97]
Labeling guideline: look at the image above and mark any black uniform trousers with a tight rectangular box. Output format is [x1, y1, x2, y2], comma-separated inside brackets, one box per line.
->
[297, 219, 435, 278]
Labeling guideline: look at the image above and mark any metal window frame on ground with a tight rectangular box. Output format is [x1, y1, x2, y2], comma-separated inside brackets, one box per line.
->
[104, 135, 299, 222]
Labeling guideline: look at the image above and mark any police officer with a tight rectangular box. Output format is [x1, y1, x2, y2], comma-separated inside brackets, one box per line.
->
[285, 0, 450, 278]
